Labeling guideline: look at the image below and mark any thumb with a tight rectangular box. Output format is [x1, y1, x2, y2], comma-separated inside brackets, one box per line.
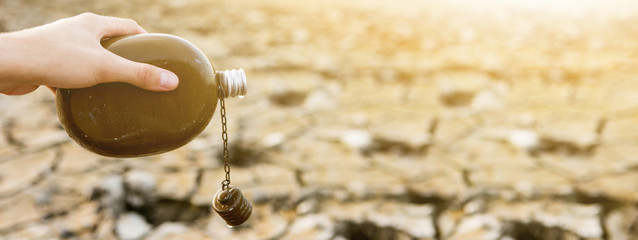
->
[101, 57, 179, 91]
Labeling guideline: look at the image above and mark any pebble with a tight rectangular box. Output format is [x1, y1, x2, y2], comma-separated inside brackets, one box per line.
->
[154, 169, 198, 200]
[125, 170, 156, 193]
[262, 132, 286, 148]
[96, 175, 125, 215]
[340, 129, 372, 150]
[116, 212, 152, 240]
[508, 129, 540, 151]
[125, 170, 156, 207]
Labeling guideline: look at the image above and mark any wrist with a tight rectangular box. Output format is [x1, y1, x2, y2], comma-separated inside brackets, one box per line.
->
[0, 31, 38, 91]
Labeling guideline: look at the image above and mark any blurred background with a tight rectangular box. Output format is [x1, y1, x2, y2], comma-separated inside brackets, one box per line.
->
[2, 0, 638, 239]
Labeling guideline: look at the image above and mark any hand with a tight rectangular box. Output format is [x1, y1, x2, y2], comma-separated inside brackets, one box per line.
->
[0, 12, 179, 95]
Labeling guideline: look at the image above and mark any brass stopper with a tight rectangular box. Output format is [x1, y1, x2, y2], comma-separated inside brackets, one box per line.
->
[212, 186, 252, 226]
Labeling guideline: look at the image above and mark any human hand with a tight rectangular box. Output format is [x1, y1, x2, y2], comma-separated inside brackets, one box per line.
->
[0, 12, 179, 95]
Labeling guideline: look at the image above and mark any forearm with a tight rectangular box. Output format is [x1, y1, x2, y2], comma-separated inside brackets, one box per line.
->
[0, 31, 41, 94]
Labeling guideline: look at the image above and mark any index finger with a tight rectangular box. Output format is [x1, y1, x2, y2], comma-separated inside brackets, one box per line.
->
[94, 14, 146, 39]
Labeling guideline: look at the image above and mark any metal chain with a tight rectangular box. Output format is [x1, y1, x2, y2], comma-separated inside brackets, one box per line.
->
[219, 86, 231, 190]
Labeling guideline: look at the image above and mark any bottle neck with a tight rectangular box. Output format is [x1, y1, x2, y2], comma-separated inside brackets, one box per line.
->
[216, 68, 247, 98]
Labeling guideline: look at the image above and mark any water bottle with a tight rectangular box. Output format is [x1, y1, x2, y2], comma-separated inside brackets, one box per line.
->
[55, 33, 246, 157]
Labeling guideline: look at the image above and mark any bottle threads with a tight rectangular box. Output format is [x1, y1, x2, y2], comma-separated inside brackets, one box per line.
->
[216, 68, 247, 98]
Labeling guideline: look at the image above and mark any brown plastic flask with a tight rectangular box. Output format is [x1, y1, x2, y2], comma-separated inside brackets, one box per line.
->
[56, 33, 246, 157]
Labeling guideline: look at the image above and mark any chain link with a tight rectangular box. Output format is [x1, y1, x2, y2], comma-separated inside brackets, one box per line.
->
[219, 85, 231, 190]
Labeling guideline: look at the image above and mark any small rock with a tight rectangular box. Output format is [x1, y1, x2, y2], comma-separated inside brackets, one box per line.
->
[296, 198, 320, 215]
[99, 175, 125, 199]
[154, 169, 198, 200]
[340, 129, 372, 151]
[262, 132, 286, 148]
[96, 175, 125, 215]
[463, 198, 487, 215]
[125, 170, 156, 208]
[508, 129, 540, 151]
[116, 212, 152, 240]
[126, 170, 156, 193]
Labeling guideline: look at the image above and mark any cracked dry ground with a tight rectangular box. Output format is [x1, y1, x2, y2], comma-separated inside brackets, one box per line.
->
[3, 0, 638, 239]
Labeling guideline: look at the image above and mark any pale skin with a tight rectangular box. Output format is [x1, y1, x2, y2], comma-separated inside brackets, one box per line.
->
[0, 12, 179, 95]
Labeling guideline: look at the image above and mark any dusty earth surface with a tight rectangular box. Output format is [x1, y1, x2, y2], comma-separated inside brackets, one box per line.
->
[3, 0, 638, 239]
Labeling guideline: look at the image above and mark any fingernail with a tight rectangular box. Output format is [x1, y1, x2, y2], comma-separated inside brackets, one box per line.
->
[160, 71, 178, 89]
